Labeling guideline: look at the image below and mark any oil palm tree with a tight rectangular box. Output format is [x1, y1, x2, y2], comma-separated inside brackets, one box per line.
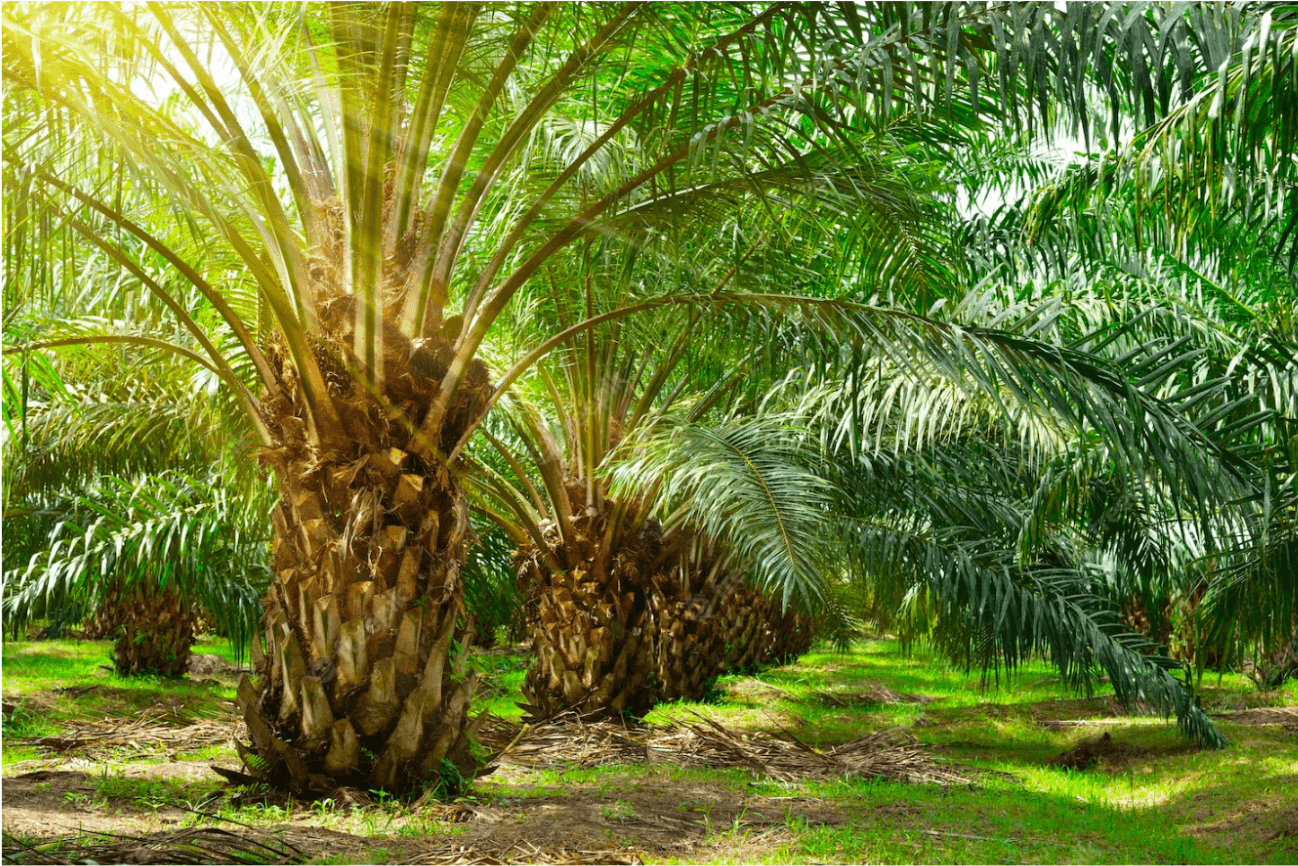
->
[471, 314, 823, 716]
[471, 118, 982, 715]
[2, 314, 269, 671]
[949, 5, 1298, 690]
[3, 1, 1264, 794]
[4, 470, 273, 675]
[616, 325, 1253, 747]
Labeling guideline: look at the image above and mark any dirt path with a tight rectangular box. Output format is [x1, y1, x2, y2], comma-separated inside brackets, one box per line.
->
[450, 775, 844, 858]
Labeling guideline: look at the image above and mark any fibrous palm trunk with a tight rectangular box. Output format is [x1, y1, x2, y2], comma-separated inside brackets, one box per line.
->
[1121, 586, 1226, 669]
[1246, 641, 1298, 689]
[235, 326, 492, 796]
[650, 589, 728, 702]
[649, 556, 731, 703]
[761, 601, 816, 665]
[518, 508, 817, 716]
[87, 592, 216, 644]
[82, 593, 124, 641]
[518, 507, 662, 719]
[1246, 617, 1298, 689]
[717, 584, 815, 672]
[93, 581, 197, 677]
[1119, 594, 1174, 649]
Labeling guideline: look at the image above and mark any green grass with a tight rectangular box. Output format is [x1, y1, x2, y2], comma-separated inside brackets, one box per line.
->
[60, 770, 224, 813]
[481, 641, 1298, 864]
[2, 633, 244, 766]
[3, 632, 244, 696]
[468, 650, 529, 720]
[647, 644, 1298, 742]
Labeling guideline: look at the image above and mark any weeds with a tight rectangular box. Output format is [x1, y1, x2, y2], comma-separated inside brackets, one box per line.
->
[600, 800, 636, 823]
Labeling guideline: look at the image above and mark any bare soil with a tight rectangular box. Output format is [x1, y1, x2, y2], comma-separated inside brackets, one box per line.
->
[187, 654, 248, 678]
[1, 769, 184, 838]
[451, 777, 844, 857]
[0, 759, 846, 864]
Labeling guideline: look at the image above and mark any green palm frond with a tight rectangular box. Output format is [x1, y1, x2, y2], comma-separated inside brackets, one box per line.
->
[3, 472, 273, 660]
[841, 511, 1225, 746]
[5, 2, 1266, 454]
[463, 523, 525, 647]
[610, 415, 835, 607]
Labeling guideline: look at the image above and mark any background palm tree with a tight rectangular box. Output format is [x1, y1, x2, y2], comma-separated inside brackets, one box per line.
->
[471, 314, 823, 717]
[2, 311, 270, 672]
[945, 5, 1298, 690]
[4, 470, 273, 675]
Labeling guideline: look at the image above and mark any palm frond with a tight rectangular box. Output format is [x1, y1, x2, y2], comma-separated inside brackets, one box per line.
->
[610, 416, 835, 608]
[3, 472, 273, 661]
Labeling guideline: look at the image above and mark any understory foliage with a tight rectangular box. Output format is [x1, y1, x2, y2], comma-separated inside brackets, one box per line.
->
[3, 471, 273, 670]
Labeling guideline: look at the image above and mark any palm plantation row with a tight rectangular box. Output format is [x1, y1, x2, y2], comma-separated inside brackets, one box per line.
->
[2, 2, 1294, 799]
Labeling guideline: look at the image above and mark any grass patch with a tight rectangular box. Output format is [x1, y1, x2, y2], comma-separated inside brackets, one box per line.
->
[73, 771, 223, 812]
[468, 649, 528, 721]
[1, 633, 242, 768]
[635, 641, 1298, 864]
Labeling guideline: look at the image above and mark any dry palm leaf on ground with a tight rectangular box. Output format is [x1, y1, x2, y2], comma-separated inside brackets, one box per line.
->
[477, 711, 648, 769]
[1045, 732, 1126, 770]
[815, 682, 937, 707]
[657, 716, 977, 785]
[477, 711, 985, 785]
[398, 840, 641, 865]
[1213, 706, 1298, 728]
[0, 827, 303, 865]
[16, 708, 241, 758]
[1042, 731, 1202, 771]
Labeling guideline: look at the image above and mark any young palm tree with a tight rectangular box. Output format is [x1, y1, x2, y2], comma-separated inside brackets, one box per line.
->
[472, 315, 822, 716]
[468, 147, 937, 714]
[3, 1, 1263, 793]
[4, 471, 273, 675]
[2, 318, 268, 671]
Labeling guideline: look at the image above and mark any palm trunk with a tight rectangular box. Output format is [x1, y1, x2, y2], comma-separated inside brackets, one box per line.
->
[1119, 594, 1174, 648]
[1167, 581, 1225, 672]
[235, 330, 491, 796]
[1246, 616, 1298, 690]
[97, 581, 197, 677]
[759, 599, 815, 666]
[717, 584, 815, 672]
[520, 525, 815, 714]
[517, 510, 661, 719]
[83, 591, 124, 641]
[650, 559, 729, 703]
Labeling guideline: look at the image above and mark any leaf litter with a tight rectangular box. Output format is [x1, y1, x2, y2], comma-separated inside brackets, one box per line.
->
[478, 710, 996, 786]
[1, 826, 303, 865]
[15, 706, 241, 759]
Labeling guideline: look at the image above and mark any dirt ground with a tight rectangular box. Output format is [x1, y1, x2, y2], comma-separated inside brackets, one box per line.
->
[8, 717, 1291, 864]
[0, 757, 847, 864]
